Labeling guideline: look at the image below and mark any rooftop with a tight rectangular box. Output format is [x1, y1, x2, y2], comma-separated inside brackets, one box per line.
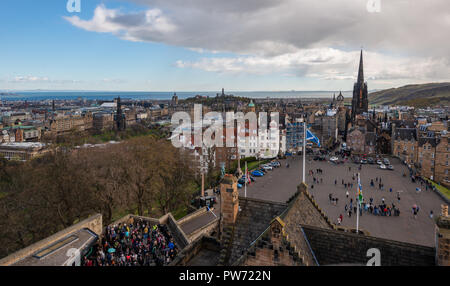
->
[0, 142, 46, 149]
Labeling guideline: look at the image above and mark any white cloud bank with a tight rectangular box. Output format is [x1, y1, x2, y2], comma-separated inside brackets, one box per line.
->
[64, 0, 450, 85]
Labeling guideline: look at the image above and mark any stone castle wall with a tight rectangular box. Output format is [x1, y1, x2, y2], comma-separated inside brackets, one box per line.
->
[0, 214, 102, 266]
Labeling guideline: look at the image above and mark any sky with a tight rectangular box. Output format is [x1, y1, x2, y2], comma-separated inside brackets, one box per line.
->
[0, 0, 449, 92]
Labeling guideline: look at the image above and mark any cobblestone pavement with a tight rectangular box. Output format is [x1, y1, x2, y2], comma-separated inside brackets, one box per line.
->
[239, 155, 445, 247]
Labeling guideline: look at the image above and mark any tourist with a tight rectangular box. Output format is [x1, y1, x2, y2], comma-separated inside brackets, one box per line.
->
[82, 219, 178, 267]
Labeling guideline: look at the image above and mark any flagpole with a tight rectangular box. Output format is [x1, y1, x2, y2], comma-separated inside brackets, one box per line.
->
[302, 116, 306, 183]
[245, 161, 247, 198]
[356, 172, 360, 233]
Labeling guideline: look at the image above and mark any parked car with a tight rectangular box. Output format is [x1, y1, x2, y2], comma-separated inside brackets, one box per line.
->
[377, 159, 383, 165]
[239, 176, 255, 184]
[360, 159, 367, 164]
[330, 156, 339, 163]
[379, 164, 387, 170]
[387, 165, 394, 170]
[367, 157, 374, 164]
[270, 161, 281, 167]
[383, 158, 390, 165]
[242, 175, 255, 182]
[251, 170, 264, 177]
[258, 168, 267, 173]
[262, 165, 273, 171]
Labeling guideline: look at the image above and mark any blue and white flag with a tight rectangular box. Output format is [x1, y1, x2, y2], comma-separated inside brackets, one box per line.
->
[306, 128, 321, 147]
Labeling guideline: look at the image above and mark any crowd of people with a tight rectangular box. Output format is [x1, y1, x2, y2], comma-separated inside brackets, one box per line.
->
[82, 219, 178, 266]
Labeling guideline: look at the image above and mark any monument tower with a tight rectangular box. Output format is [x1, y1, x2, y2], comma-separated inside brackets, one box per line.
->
[351, 50, 368, 122]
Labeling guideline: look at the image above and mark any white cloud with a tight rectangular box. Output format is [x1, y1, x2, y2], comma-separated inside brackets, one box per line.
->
[63, 0, 450, 85]
[64, 4, 176, 41]
[12, 76, 50, 83]
[176, 48, 450, 82]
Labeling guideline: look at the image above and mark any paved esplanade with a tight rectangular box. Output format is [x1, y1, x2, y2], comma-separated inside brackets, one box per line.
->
[239, 156, 445, 247]
[180, 198, 220, 235]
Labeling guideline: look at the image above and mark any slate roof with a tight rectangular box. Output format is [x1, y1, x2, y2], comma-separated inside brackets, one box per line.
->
[394, 128, 417, 141]
[392, 119, 416, 129]
[418, 137, 439, 147]
[232, 185, 335, 266]
[302, 225, 436, 266]
[225, 197, 287, 265]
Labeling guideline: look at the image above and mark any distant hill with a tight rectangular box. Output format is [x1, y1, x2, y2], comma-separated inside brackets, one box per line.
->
[369, 82, 450, 107]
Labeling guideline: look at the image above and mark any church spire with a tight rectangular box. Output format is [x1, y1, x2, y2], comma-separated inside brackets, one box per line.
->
[357, 49, 364, 84]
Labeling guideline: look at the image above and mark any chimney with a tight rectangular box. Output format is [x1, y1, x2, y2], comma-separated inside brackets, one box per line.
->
[442, 204, 448, 217]
[220, 174, 239, 233]
[436, 204, 450, 266]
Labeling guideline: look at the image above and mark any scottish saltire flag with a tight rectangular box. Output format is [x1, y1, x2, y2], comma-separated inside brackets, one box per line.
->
[306, 128, 321, 147]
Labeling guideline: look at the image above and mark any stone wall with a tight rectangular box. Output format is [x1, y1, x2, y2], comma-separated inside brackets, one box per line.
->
[436, 206, 450, 266]
[0, 214, 102, 266]
[240, 219, 305, 266]
[170, 236, 221, 266]
[435, 136, 449, 185]
[302, 225, 436, 266]
[244, 243, 298, 266]
[177, 207, 207, 225]
[187, 218, 219, 243]
[220, 175, 239, 228]
[162, 213, 190, 250]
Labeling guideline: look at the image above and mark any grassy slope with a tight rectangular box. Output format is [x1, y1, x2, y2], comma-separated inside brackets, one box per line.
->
[425, 178, 450, 200]
[369, 82, 450, 107]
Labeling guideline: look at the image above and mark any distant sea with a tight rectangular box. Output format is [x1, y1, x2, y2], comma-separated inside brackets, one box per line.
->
[0, 91, 352, 101]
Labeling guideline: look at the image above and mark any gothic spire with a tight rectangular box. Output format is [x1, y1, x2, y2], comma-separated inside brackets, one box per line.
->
[357, 49, 364, 84]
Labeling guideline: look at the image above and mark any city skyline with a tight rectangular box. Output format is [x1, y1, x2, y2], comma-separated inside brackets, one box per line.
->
[1, 1, 449, 92]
